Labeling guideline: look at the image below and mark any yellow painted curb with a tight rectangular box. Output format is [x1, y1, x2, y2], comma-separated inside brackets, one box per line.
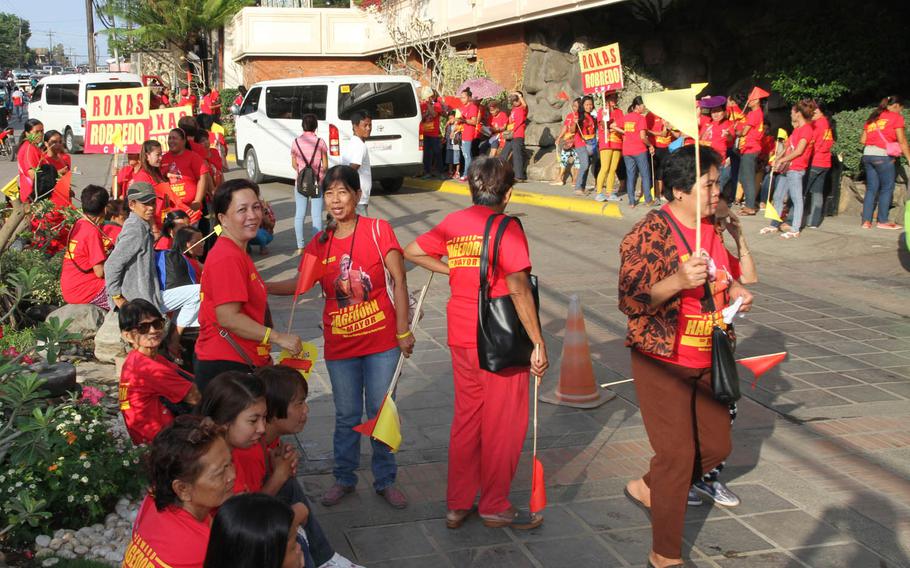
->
[405, 178, 623, 219]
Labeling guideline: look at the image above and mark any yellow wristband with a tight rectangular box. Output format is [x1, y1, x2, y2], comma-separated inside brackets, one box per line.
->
[396, 330, 412, 340]
[261, 327, 272, 345]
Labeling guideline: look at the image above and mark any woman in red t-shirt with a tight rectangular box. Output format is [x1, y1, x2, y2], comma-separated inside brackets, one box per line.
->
[486, 100, 509, 158]
[61, 185, 113, 310]
[132, 140, 168, 230]
[102, 199, 129, 244]
[456, 88, 480, 181]
[498, 91, 529, 181]
[595, 92, 624, 201]
[42, 129, 73, 207]
[303, 165, 414, 510]
[404, 156, 549, 531]
[805, 100, 834, 228]
[194, 179, 304, 392]
[618, 145, 753, 568]
[123, 415, 235, 568]
[859, 95, 910, 229]
[16, 118, 45, 203]
[763, 101, 814, 238]
[698, 97, 734, 194]
[160, 128, 211, 220]
[117, 153, 141, 198]
[622, 96, 655, 206]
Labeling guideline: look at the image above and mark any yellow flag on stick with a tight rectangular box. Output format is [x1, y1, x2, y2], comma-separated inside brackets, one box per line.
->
[353, 394, 402, 453]
[642, 83, 708, 139]
[764, 200, 783, 222]
[1, 176, 17, 200]
[111, 127, 125, 153]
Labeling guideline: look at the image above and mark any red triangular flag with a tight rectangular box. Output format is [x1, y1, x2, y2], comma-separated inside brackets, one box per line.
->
[51, 171, 72, 208]
[279, 357, 313, 372]
[295, 251, 324, 298]
[737, 352, 787, 388]
[353, 395, 386, 437]
[530, 456, 546, 513]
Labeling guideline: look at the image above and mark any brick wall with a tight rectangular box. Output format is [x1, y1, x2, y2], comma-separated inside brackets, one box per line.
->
[475, 24, 527, 92]
[240, 57, 382, 85]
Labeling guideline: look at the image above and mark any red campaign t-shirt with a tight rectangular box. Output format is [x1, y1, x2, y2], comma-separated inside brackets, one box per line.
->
[160, 150, 209, 206]
[699, 119, 733, 157]
[646, 113, 672, 149]
[811, 115, 834, 168]
[232, 444, 266, 494]
[509, 105, 528, 138]
[188, 139, 210, 161]
[16, 142, 44, 202]
[490, 111, 509, 134]
[102, 223, 122, 244]
[864, 110, 905, 149]
[117, 165, 137, 196]
[759, 134, 776, 162]
[304, 218, 402, 360]
[787, 123, 815, 172]
[602, 108, 624, 150]
[421, 100, 442, 137]
[564, 112, 595, 149]
[622, 111, 648, 156]
[741, 108, 764, 154]
[196, 237, 271, 366]
[46, 153, 71, 173]
[123, 495, 210, 568]
[650, 206, 737, 369]
[155, 236, 172, 252]
[461, 103, 479, 142]
[60, 219, 110, 304]
[118, 350, 193, 446]
[415, 206, 531, 348]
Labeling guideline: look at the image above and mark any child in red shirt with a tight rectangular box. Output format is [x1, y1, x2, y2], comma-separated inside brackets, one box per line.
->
[118, 300, 200, 445]
[61, 185, 113, 310]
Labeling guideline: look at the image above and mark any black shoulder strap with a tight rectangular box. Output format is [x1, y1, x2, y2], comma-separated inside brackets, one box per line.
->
[657, 210, 716, 312]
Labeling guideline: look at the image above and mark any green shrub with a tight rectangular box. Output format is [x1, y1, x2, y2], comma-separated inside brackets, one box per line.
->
[0, 327, 36, 355]
[0, 248, 63, 307]
[832, 106, 910, 176]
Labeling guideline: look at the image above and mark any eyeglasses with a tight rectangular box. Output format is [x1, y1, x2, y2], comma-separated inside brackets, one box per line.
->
[133, 318, 165, 334]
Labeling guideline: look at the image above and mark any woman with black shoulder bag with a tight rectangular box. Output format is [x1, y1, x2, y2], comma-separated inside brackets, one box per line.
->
[291, 113, 329, 255]
[405, 156, 549, 531]
[618, 145, 753, 568]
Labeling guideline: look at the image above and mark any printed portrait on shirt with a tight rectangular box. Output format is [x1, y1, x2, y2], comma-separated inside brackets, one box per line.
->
[333, 253, 372, 308]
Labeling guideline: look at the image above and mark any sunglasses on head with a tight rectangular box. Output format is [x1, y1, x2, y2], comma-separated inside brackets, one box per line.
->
[133, 318, 165, 334]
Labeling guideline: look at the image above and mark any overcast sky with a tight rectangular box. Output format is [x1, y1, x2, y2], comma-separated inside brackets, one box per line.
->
[2, 0, 111, 66]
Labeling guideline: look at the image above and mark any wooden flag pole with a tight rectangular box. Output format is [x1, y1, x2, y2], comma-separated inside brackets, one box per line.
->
[694, 141, 703, 253]
[109, 150, 120, 199]
[386, 271, 435, 398]
[533, 344, 541, 459]
[183, 228, 219, 254]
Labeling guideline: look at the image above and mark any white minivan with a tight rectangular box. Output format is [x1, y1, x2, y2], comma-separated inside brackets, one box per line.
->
[234, 75, 422, 192]
[28, 73, 144, 153]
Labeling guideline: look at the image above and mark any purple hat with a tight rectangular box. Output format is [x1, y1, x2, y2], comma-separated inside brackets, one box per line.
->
[698, 95, 727, 109]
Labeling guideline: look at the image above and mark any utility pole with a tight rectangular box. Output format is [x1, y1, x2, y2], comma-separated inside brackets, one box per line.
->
[46, 31, 54, 64]
[85, 0, 97, 72]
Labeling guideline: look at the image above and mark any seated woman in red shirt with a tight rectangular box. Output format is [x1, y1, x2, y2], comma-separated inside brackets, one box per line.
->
[123, 415, 235, 568]
[43, 129, 72, 206]
[405, 156, 549, 530]
[160, 128, 211, 223]
[118, 299, 200, 445]
[117, 153, 141, 197]
[61, 185, 113, 311]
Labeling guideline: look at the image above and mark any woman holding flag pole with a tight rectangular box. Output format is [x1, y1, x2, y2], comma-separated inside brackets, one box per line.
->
[619, 143, 753, 568]
[302, 165, 415, 510]
[404, 156, 549, 531]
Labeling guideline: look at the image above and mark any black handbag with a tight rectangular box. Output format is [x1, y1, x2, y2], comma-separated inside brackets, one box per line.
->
[658, 211, 741, 403]
[477, 214, 539, 373]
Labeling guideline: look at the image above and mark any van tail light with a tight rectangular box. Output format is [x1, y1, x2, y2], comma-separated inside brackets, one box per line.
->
[419, 132, 424, 151]
[80, 108, 86, 128]
[329, 124, 340, 157]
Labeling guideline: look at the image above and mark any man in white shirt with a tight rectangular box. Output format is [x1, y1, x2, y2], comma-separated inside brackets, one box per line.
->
[341, 110, 372, 216]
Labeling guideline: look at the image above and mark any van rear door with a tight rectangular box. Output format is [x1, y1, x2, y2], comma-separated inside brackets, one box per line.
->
[260, 84, 328, 178]
[336, 81, 421, 170]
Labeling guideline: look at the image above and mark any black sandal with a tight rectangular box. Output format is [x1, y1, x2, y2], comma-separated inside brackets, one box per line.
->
[623, 486, 651, 519]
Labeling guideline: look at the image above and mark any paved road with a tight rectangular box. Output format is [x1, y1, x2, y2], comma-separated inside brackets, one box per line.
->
[3, 153, 910, 567]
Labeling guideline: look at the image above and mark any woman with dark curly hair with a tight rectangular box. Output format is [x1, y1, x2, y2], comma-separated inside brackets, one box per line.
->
[123, 415, 235, 567]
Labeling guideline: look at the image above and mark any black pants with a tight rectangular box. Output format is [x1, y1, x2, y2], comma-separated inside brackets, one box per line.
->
[279, 478, 335, 565]
[193, 359, 252, 393]
[499, 137, 527, 179]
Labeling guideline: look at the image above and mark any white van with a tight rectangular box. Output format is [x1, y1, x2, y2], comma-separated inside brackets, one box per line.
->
[28, 73, 144, 153]
[234, 75, 422, 192]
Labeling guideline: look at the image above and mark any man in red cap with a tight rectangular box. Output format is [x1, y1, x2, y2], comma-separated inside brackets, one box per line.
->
[736, 87, 770, 214]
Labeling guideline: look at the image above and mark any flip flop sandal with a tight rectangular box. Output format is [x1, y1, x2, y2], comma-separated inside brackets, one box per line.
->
[780, 231, 800, 239]
[480, 508, 543, 530]
[445, 507, 475, 529]
[759, 227, 778, 235]
[623, 487, 651, 519]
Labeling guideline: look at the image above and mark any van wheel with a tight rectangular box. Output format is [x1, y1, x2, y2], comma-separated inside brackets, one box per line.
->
[245, 147, 263, 183]
[380, 177, 404, 193]
[63, 128, 76, 153]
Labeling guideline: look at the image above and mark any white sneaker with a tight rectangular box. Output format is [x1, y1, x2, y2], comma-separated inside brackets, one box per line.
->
[318, 552, 365, 568]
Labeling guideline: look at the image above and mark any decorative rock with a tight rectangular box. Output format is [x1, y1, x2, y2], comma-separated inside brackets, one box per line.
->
[74, 545, 88, 555]
[49, 538, 62, 550]
[35, 534, 51, 548]
[41, 558, 59, 567]
[95, 309, 127, 363]
[47, 304, 104, 339]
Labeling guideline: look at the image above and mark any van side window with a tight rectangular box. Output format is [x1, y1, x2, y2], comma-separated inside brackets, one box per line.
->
[240, 87, 261, 115]
[265, 85, 327, 120]
[46, 84, 79, 106]
[337, 82, 418, 120]
[31, 84, 43, 102]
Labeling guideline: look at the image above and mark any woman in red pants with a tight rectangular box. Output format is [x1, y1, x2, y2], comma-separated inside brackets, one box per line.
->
[618, 145, 754, 568]
[404, 156, 549, 531]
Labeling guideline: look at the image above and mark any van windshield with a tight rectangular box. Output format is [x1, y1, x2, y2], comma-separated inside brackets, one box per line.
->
[337, 82, 417, 120]
[84, 81, 143, 102]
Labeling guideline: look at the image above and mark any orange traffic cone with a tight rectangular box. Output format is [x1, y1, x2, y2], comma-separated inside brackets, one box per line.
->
[539, 295, 614, 408]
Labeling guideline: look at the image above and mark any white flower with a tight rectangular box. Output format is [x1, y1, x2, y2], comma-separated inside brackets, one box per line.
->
[71, 474, 80, 480]
[80, 476, 88, 484]
[122, 460, 130, 467]
[0, 475, 5, 483]
[83, 494, 91, 502]
[73, 414, 82, 423]
[93, 495, 99, 502]
[15, 481, 22, 488]
[83, 462, 91, 469]
[67, 495, 75, 503]
[85, 434, 92, 441]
